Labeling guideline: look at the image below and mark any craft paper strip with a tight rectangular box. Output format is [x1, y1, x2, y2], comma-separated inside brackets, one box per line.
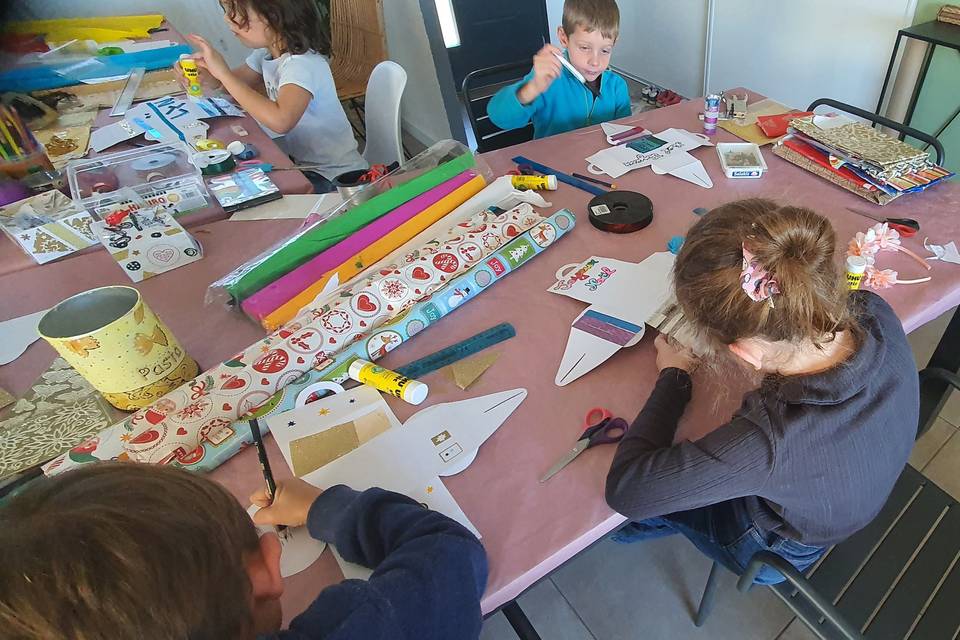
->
[43, 208, 574, 477]
[222, 149, 478, 303]
[243, 170, 483, 322]
[259, 173, 487, 330]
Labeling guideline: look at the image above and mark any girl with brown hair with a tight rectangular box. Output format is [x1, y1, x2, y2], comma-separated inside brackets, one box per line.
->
[605, 199, 918, 583]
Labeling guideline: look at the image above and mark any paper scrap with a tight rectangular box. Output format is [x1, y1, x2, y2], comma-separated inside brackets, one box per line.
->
[229, 193, 343, 222]
[248, 504, 326, 577]
[0, 310, 47, 366]
[448, 351, 500, 390]
[924, 238, 960, 265]
[0, 388, 14, 411]
[717, 98, 793, 146]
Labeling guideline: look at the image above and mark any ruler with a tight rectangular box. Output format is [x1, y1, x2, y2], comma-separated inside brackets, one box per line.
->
[511, 155, 607, 196]
[110, 67, 146, 117]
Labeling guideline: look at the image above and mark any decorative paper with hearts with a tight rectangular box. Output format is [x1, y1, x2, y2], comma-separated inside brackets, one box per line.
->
[91, 207, 203, 282]
[113, 203, 541, 464]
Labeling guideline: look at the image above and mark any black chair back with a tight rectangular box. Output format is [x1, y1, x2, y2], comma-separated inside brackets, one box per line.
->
[462, 61, 535, 153]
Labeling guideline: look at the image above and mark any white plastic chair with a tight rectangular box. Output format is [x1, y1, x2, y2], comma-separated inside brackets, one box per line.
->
[361, 61, 407, 167]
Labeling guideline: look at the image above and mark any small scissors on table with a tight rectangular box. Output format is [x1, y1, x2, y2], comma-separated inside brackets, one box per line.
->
[540, 407, 627, 483]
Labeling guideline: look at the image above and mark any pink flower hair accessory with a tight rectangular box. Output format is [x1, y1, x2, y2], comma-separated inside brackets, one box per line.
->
[741, 244, 780, 304]
[847, 222, 931, 290]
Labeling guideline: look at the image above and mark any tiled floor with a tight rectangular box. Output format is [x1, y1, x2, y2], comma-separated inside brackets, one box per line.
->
[481, 307, 960, 640]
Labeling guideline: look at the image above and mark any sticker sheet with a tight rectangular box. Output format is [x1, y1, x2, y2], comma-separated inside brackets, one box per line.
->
[0, 190, 98, 264]
[92, 207, 203, 282]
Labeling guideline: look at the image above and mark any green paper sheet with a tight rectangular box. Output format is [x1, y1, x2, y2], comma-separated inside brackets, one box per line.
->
[228, 152, 477, 302]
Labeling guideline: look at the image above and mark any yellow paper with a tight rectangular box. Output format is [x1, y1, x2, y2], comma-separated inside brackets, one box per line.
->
[262, 174, 486, 330]
[7, 15, 165, 41]
[448, 351, 500, 390]
[38, 286, 198, 410]
[289, 409, 392, 476]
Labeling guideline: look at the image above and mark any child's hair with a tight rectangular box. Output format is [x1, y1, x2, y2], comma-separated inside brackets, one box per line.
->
[562, 0, 621, 41]
[222, 0, 331, 56]
[674, 199, 854, 350]
[0, 463, 260, 639]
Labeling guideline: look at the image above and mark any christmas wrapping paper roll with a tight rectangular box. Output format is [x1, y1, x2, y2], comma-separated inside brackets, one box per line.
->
[243, 170, 485, 324]
[225, 151, 477, 302]
[43, 208, 574, 476]
[118, 203, 544, 463]
[37, 286, 199, 410]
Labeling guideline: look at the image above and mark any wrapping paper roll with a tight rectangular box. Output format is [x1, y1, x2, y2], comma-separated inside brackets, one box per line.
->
[260, 174, 487, 331]
[43, 207, 574, 476]
[243, 170, 484, 323]
[224, 151, 477, 302]
[117, 203, 544, 463]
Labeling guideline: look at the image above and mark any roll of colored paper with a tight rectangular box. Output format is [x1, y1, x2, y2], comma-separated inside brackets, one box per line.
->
[224, 151, 477, 302]
[117, 203, 543, 464]
[242, 169, 483, 322]
[259, 173, 487, 330]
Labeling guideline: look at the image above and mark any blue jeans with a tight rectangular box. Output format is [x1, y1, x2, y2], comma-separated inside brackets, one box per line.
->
[612, 499, 824, 585]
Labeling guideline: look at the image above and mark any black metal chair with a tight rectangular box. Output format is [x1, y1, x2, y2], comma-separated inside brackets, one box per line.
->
[461, 61, 535, 153]
[695, 367, 960, 639]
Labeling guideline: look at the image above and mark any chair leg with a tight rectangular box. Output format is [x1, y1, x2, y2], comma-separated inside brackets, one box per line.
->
[695, 561, 722, 627]
[350, 97, 367, 141]
[502, 601, 543, 640]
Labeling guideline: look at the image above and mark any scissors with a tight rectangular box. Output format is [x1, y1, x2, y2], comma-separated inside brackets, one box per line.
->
[540, 407, 627, 482]
[846, 207, 920, 237]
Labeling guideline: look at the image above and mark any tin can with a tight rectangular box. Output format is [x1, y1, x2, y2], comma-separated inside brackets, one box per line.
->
[704, 94, 721, 135]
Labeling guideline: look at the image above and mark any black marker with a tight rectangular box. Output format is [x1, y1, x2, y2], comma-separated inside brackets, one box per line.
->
[248, 418, 286, 533]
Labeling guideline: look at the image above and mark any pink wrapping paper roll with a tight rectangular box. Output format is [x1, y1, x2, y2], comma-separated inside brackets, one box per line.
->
[241, 170, 481, 320]
[121, 203, 545, 463]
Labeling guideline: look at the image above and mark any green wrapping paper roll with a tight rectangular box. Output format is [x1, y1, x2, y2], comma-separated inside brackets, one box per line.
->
[226, 152, 477, 302]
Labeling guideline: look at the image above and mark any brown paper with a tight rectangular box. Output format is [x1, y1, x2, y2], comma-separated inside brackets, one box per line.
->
[448, 352, 500, 390]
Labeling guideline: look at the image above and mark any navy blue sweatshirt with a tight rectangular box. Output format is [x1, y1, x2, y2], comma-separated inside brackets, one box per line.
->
[272, 486, 488, 640]
[605, 292, 918, 546]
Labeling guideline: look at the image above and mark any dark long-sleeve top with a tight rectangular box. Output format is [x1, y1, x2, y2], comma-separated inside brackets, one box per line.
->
[273, 486, 488, 640]
[605, 292, 918, 546]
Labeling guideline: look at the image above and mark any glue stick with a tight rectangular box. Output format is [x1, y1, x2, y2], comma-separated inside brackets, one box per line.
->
[511, 174, 558, 191]
[348, 359, 429, 405]
[846, 255, 867, 290]
[179, 54, 204, 99]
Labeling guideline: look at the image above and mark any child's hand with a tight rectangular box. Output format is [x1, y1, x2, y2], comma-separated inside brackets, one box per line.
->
[654, 333, 698, 373]
[251, 479, 324, 528]
[187, 33, 231, 81]
[517, 43, 563, 104]
[174, 58, 222, 92]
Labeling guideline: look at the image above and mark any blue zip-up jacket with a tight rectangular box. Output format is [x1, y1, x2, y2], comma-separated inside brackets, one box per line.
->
[487, 58, 632, 139]
[271, 486, 488, 640]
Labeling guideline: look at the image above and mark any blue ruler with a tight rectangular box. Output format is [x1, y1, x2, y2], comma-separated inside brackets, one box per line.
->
[511, 155, 607, 196]
[394, 323, 516, 379]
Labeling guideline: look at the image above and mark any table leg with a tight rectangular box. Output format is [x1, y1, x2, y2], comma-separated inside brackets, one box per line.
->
[875, 32, 904, 121]
[900, 42, 936, 141]
[502, 600, 544, 640]
[919, 306, 960, 435]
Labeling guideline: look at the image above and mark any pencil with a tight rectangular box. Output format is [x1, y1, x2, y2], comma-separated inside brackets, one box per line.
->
[5, 106, 33, 153]
[572, 172, 616, 189]
[248, 418, 287, 532]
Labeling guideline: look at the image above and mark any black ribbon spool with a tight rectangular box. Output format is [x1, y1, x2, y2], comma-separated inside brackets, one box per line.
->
[587, 190, 653, 233]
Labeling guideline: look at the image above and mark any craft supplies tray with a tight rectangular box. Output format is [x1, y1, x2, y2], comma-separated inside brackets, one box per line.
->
[716, 143, 767, 179]
[66, 142, 209, 219]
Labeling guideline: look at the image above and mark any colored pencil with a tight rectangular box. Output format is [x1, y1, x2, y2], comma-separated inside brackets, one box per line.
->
[5, 106, 34, 153]
[0, 117, 22, 157]
[572, 172, 616, 189]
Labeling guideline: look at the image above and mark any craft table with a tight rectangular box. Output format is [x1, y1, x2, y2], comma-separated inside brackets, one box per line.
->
[0, 20, 313, 278]
[2, 88, 959, 630]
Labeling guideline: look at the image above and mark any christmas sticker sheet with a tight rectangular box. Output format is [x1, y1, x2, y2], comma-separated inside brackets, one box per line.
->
[91, 207, 203, 282]
[0, 191, 98, 264]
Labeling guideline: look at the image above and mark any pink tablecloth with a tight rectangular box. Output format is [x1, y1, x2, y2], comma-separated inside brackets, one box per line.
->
[2, 88, 959, 625]
[0, 23, 312, 278]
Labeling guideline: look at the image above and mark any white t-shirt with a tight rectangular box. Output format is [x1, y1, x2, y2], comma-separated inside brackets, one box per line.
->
[246, 48, 367, 180]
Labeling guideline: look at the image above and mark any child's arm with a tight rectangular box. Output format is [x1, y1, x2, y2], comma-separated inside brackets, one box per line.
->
[253, 481, 487, 639]
[604, 335, 774, 521]
[613, 75, 632, 119]
[188, 34, 310, 134]
[487, 43, 562, 131]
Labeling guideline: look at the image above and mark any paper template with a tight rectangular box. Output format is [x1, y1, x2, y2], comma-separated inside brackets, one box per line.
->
[248, 504, 326, 578]
[585, 128, 714, 188]
[924, 238, 960, 265]
[91, 207, 203, 282]
[229, 193, 344, 222]
[0, 309, 47, 366]
[549, 253, 675, 385]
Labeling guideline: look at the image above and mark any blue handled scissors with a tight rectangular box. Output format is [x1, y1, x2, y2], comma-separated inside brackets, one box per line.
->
[540, 407, 627, 482]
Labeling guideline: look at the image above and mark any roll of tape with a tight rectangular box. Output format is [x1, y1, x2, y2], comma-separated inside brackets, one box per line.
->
[194, 150, 237, 176]
[144, 171, 167, 183]
[227, 141, 258, 160]
[131, 153, 177, 182]
[195, 138, 226, 151]
[226, 140, 245, 155]
[77, 167, 120, 195]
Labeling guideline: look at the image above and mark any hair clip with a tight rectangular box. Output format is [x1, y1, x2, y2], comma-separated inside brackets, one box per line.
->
[741, 244, 780, 305]
[848, 222, 931, 290]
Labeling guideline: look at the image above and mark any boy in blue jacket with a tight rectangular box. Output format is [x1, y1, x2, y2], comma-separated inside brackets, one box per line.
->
[0, 463, 488, 640]
[487, 0, 631, 139]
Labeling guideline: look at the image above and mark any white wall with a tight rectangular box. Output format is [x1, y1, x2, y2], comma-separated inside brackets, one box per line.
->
[383, 0, 453, 144]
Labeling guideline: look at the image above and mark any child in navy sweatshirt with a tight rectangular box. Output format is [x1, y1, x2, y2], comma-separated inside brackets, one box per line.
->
[0, 463, 488, 639]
